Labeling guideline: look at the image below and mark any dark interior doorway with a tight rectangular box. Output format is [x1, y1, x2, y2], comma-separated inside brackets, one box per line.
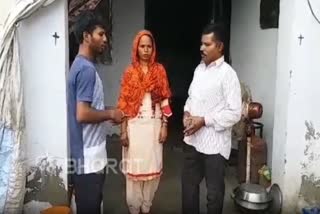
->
[145, 0, 232, 146]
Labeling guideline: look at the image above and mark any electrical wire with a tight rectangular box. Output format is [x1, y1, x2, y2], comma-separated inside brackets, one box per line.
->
[307, 0, 320, 24]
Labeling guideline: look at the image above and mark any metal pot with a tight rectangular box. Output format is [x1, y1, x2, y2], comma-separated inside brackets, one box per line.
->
[231, 190, 270, 213]
[234, 183, 271, 203]
[234, 198, 269, 211]
[243, 102, 263, 119]
[232, 184, 283, 214]
[232, 127, 271, 212]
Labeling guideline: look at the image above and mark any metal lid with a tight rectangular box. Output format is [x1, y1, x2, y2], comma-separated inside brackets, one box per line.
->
[269, 183, 282, 214]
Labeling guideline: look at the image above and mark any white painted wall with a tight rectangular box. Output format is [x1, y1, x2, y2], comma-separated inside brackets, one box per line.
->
[272, 0, 320, 212]
[230, 0, 278, 165]
[97, 0, 145, 135]
[17, 0, 69, 213]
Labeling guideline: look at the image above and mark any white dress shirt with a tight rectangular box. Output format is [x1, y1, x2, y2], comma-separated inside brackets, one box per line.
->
[184, 56, 242, 159]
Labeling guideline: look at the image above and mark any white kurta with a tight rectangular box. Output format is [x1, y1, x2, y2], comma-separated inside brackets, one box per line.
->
[122, 93, 163, 181]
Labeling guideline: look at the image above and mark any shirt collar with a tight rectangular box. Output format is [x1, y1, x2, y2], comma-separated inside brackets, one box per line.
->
[201, 56, 225, 69]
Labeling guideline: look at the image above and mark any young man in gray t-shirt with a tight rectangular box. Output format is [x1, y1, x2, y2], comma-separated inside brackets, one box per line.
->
[67, 12, 123, 214]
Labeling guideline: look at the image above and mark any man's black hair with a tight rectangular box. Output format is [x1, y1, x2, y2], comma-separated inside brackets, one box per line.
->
[202, 23, 226, 44]
[73, 11, 106, 44]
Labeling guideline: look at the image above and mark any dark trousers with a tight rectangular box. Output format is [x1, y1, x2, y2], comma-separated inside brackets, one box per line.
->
[182, 144, 226, 214]
[72, 170, 105, 214]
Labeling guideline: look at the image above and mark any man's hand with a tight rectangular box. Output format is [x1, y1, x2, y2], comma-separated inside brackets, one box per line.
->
[159, 125, 168, 144]
[183, 111, 191, 128]
[184, 116, 205, 136]
[110, 109, 124, 124]
[120, 132, 129, 147]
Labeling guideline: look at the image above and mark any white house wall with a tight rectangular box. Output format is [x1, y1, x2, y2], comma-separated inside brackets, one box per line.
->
[17, 0, 69, 213]
[272, 0, 320, 212]
[230, 0, 279, 166]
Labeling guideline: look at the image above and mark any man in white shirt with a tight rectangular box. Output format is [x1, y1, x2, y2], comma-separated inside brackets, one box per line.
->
[182, 23, 242, 214]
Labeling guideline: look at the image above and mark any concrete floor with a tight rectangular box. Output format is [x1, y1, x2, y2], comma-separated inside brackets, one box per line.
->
[103, 140, 242, 214]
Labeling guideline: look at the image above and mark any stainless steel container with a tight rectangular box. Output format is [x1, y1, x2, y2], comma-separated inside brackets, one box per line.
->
[234, 183, 271, 204]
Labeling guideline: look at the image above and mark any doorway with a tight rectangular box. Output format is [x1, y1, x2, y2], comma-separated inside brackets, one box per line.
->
[145, 0, 232, 146]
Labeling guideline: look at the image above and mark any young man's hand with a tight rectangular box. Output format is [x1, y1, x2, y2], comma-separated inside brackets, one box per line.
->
[110, 109, 124, 124]
[183, 111, 191, 128]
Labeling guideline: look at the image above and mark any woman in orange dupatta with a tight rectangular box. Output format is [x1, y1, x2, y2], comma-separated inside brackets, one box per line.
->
[117, 30, 172, 214]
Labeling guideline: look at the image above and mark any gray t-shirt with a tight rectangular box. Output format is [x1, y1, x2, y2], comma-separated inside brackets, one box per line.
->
[67, 55, 107, 174]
